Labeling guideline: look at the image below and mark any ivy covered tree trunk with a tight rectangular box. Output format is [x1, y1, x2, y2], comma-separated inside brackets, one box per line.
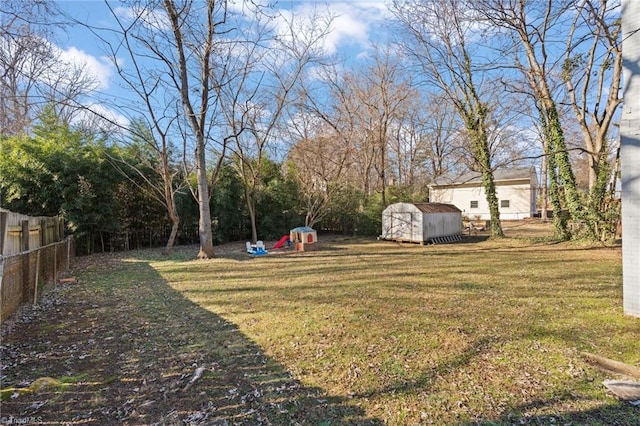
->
[542, 118, 570, 240]
[587, 155, 614, 240]
[468, 113, 504, 238]
[545, 105, 589, 239]
[482, 170, 503, 238]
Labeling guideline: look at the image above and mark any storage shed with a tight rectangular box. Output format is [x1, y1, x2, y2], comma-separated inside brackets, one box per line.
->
[381, 203, 462, 244]
[290, 226, 317, 251]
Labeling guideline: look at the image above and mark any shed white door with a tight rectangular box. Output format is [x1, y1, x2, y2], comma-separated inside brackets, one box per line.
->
[390, 212, 414, 240]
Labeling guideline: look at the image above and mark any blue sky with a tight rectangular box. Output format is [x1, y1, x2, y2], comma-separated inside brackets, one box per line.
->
[52, 0, 394, 127]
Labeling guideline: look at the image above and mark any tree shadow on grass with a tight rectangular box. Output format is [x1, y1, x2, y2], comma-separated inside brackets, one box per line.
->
[465, 399, 640, 426]
[347, 332, 639, 426]
[0, 256, 380, 425]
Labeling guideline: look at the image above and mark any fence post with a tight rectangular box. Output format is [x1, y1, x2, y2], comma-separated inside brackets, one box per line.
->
[0, 211, 7, 256]
[40, 218, 47, 247]
[54, 242, 58, 286]
[67, 237, 71, 271]
[57, 217, 64, 243]
[22, 252, 30, 303]
[33, 250, 41, 305]
[21, 220, 29, 252]
[0, 259, 4, 307]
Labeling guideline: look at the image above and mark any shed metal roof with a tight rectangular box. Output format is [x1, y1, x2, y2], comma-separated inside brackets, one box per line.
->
[412, 203, 462, 213]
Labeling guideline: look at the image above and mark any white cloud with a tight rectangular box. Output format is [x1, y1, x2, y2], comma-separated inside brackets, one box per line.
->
[72, 102, 130, 134]
[113, 5, 171, 32]
[323, 9, 369, 55]
[55, 46, 114, 90]
[1, 34, 115, 91]
[271, 1, 392, 56]
[324, 1, 391, 51]
[113, 1, 391, 60]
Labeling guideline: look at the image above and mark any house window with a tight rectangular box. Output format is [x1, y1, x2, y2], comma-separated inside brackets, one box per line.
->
[470, 200, 478, 209]
[501, 199, 510, 208]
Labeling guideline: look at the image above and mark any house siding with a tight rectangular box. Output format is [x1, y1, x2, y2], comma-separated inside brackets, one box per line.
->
[429, 169, 537, 221]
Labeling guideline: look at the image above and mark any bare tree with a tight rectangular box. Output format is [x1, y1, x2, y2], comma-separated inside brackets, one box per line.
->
[295, 63, 366, 202]
[218, 6, 331, 243]
[111, 118, 185, 254]
[475, 0, 622, 240]
[355, 45, 415, 207]
[160, 0, 225, 258]
[475, 0, 590, 239]
[392, 0, 505, 237]
[0, 0, 96, 136]
[297, 47, 418, 211]
[419, 94, 465, 179]
[563, 0, 621, 189]
[80, 5, 187, 254]
[100, 0, 236, 258]
[388, 98, 427, 190]
[562, 0, 622, 239]
[287, 131, 352, 227]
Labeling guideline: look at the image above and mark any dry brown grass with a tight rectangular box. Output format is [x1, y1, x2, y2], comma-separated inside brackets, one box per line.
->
[2, 221, 638, 425]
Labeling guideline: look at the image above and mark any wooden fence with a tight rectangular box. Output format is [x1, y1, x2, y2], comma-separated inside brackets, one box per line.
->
[0, 209, 65, 256]
[0, 209, 74, 323]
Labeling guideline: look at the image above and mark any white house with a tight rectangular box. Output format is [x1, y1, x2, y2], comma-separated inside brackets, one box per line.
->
[428, 167, 538, 220]
[381, 202, 462, 244]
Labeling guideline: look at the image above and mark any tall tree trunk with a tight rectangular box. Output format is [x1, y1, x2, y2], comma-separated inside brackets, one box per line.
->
[246, 186, 258, 244]
[195, 143, 215, 258]
[542, 115, 570, 240]
[480, 0, 587, 238]
[587, 154, 611, 239]
[545, 104, 589, 238]
[540, 144, 548, 221]
[165, 215, 180, 254]
[159, 151, 180, 254]
[562, 0, 622, 240]
[163, 0, 216, 258]
[470, 121, 504, 238]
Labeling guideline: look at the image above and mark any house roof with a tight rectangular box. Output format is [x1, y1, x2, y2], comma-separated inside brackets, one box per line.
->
[430, 167, 535, 187]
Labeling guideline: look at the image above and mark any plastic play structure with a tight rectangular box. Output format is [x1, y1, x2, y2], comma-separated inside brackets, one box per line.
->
[289, 226, 317, 251]
[273, 235, 290, 249]
[246, 241, 268, 256]
[246, 227, 316, 256]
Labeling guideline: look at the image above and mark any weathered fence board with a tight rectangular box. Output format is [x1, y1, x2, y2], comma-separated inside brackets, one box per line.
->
[1, 255, 24, 322]
[0, 238, 75, 323]
[0, 209, 73, 323]
[0, 209, 64, 257]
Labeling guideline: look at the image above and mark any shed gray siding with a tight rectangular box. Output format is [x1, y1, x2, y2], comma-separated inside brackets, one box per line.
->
[382, 203, 462, 243]
[423, 212, 462, 240]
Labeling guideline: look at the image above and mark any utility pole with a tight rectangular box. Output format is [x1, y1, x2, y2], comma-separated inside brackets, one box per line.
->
[621, 0, 640, 317]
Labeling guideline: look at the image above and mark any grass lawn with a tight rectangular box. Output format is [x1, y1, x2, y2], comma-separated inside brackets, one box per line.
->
[2, 221, 639, 425]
